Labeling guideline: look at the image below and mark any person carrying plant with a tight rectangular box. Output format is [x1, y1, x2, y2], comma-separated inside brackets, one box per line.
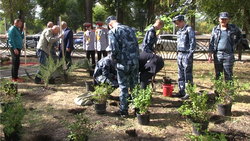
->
[139, 52, 164, 90]
[208, 12, 242, 81]
[93, 47, 118, 88]
[141, 19, 164, 54]
[172, 15, 196, 100]
[106, 16, 140, 118]
[8, 19, 26, 82]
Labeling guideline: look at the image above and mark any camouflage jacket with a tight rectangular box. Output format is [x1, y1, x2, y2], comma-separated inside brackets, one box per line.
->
[93, 55, 117, 83]
[177, 24, 196, 55]
[108, 23, 140, 70]
[141, 26, 157, 53]
[209, 24, 242, 53]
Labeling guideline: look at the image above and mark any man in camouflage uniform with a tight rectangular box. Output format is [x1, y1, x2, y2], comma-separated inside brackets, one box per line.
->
[93, 54, 118, 88]
[172, 15, 196, 100]
[95, 21, 109, 61]
[209, 12, 242, 81]
[106, 16, 140, 118]
[141, 19, 164, 53]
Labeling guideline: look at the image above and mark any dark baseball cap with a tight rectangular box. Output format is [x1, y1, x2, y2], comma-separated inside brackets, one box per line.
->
[172, 15, 184, 22]
[105, 16, 116, 25]
[219, 12, 229, 19]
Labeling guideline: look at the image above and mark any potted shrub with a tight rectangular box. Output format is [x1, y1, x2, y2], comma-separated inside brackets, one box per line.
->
[1, 93, 26, 141]
[62, 113, 93, 141]
[177, 83, 217, 136]
[132, 85, 153, 125]
[92, 83, 114, 114]
[211, 72, 248, 116]
[82, 58, 94, 77]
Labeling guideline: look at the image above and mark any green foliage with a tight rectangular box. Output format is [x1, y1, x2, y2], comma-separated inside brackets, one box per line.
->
[186, 130, 227, 141]
[93, 4, 108, 23]
[62, 113, 93, 141]
[37, 0, 68, 24]
[211, 72, 248, 105]
[160, 15, 174, 33]
[36, 55, 64, 88]
[1, 94, 27, 137]
[178, 83, 216, 123]
[62, 0, 85, 33]
[131, 85, 152, 114]
[81, 58, 94, 70]
[92, 83, 114, 104]
[0, 80, 18, 103]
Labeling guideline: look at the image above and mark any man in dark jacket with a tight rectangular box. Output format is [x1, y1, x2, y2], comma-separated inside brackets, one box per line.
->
[208, 12, 242, 81]
[59, 21, 74, 70]
[139, 52, 164, 89]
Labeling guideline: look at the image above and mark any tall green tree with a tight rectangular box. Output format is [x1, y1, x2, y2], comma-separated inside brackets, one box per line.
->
[37, 0, 68, 24]
[0, 0, 36, 30]
[62, 0, 85, 33]
[93, 5, 108, 23]
[197, 0, 250, 35]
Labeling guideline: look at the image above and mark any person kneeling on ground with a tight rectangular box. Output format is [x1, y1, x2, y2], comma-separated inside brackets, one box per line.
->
[93, 53, 118, 88]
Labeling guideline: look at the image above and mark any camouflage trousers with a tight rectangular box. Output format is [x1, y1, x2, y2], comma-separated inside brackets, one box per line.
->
[117, 64, 139, 112]
[177, 52, 193, 95]
[214, 51, 234, 81]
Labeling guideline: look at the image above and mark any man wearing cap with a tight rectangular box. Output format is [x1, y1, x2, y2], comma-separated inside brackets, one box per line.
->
[95, 21, 109, 61]
[141, 19, 164, 53]
[209, 12, 242, 82]
[172, 15, 196, 100]
[59, 21, 74, 70]
[106, 15, 140, 118]
[83, 22, 96, 68]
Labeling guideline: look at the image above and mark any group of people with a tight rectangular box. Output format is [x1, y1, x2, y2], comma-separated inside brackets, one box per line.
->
[8, 11, 242, 118]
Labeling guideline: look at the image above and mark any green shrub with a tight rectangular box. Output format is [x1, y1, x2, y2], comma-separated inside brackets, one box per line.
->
[178, 83, 216, 123]
[62, 113, 93, 141]
[92, 83, 114, 104]
[211, 72, 248, 105]
[131, 85, 152, 114]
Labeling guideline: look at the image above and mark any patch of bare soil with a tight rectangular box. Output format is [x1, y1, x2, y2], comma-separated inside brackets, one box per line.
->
[1, 60, 250, 141]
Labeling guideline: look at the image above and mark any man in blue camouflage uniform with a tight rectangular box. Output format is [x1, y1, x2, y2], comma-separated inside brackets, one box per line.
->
[172, 15, 196, 100]
[106, 16, 140, 118]
[93, 53, 118, 88]
[209, 12, 242, 82]
[141, 19, 164, 53]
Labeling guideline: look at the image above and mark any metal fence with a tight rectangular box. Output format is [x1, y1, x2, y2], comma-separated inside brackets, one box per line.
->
[1, 34, 249, 61]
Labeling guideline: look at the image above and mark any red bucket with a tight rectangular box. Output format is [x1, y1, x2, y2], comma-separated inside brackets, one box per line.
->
[162, 84, 174, 97]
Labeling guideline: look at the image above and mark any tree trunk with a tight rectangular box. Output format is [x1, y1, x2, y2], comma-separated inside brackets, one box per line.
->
[147, 0, 155, 25]
[85, 0, 93, 27]
[19, 10, 25, 32]
[190, 0, 196, 31]
[9, 0, 14, 24]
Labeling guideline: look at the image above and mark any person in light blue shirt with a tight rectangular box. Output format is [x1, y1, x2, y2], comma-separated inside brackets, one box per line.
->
[8, 19, 25, 82]
[209, 12, 242, 82]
